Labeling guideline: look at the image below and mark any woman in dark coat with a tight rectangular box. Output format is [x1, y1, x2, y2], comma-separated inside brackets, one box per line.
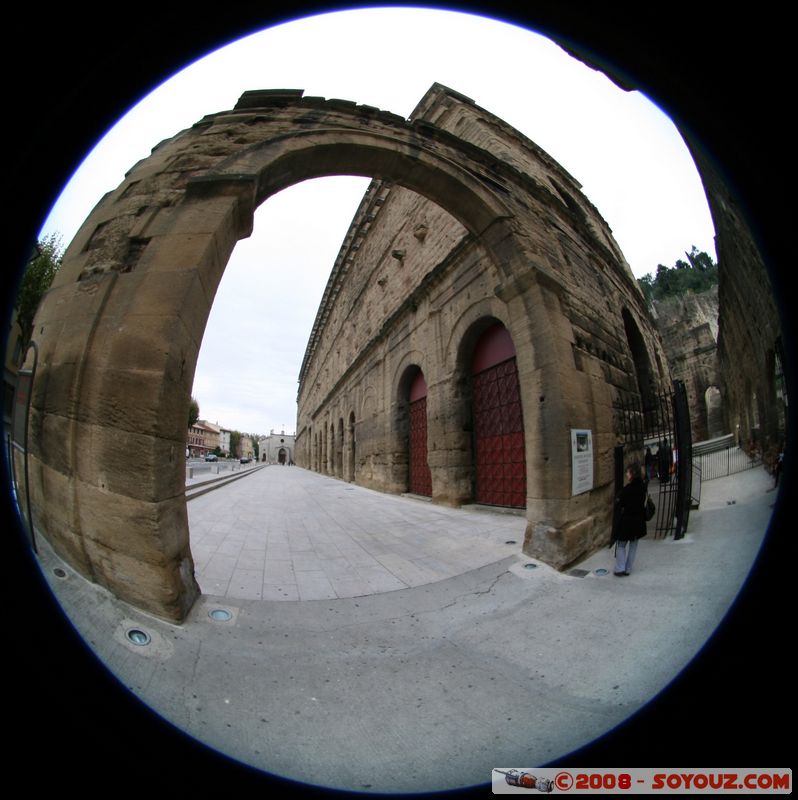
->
[613, 462, 647, 576]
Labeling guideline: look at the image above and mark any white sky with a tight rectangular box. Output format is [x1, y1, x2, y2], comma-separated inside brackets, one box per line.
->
[38, 7, 716, 438]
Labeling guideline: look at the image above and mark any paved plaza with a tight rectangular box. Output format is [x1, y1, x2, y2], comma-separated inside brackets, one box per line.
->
[28, 464, 783, 795]
[188, 465, 526, 601]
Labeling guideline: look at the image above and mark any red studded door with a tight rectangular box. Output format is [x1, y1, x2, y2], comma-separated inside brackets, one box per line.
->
[408, 371, 432, 497]
[472, 325, 526, 508]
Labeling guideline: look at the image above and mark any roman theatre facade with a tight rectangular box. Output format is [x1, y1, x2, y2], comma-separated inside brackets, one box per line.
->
[21, 84, 669, 622]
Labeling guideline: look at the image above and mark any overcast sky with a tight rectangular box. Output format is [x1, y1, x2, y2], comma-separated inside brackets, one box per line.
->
[37, 7, 716, 438]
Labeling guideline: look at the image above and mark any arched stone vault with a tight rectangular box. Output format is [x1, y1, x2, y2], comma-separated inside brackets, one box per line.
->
[24, 85, 665, 621]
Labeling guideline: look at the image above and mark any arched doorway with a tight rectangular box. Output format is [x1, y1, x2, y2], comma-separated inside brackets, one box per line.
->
[337, 418, 344, 477]
[471, 322, 526, 508]
[408, 370, 432, 497]
[278, 447, 287, 465]
[622, 308, 655, 408]
[347, 411, 356, 482]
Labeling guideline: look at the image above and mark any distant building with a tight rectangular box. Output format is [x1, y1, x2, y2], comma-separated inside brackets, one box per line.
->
[239, 434, 254, 460]
[200, 420, 221, 453]
[187, 423, 207, 457]
[260, 430, 296, 464]
[187, 420, 219, 457]
[218, 428, 231, 457]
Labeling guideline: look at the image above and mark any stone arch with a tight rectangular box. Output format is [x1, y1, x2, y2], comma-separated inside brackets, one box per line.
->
[22, 88, 599, 618]
[336, 417, 344, 478]
[213, 125, 512, 246]
[621, 307, 656, 407]
[360, 386, 378, 421]
[439, 302, 533, 506]
[451, 317, 526, 507]
[395, 363, 431, 496]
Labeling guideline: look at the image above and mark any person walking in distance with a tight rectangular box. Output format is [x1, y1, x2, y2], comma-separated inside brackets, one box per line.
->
[613, 462, 647, 576]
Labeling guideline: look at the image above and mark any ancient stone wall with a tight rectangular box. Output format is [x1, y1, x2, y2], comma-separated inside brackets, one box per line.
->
[297, 84, 671, 569]
[687, 147, 788, 461]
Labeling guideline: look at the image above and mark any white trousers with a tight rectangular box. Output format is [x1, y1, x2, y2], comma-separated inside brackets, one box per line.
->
[615, 539, 638, 574]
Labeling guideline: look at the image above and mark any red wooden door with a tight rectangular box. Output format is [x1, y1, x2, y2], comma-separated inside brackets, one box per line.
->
[472, 325, 526, 508]
[409, 371, 432, 497]
[409, 396, 432, 496]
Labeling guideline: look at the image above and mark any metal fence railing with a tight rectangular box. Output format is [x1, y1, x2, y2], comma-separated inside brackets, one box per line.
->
[692, 435, 763, 482]
[690, 459, 702, 509]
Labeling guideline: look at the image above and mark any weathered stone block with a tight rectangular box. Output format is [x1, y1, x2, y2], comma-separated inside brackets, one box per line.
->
[73, 421, 185, 502]
[98, 269, 212, 352]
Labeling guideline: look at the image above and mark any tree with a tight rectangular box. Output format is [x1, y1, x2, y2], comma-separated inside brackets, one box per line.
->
[638, 273, 655, 304]
[14, 233, 63, 348]
[188, 397, 200, 429]
[638, 246, 718, 302]
[686, 245, 715, 272]
[229, 430, 241, 458]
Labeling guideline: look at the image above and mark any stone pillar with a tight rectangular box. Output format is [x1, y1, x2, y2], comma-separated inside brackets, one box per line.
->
[25, 180, 255, 621]
[426, 373, 472, 507]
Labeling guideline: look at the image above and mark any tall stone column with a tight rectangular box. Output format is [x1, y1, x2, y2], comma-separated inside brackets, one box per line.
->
[25, 176, 255, 621]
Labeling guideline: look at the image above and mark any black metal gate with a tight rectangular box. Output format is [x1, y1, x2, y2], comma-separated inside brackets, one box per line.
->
[613, 380, 693, 539]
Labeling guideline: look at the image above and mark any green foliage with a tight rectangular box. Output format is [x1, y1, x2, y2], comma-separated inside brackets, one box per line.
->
[638, 246, 718, 303]
[229, 430, 241, 458]
[15, 233, 63, 346]
[188, 397, 200, 429]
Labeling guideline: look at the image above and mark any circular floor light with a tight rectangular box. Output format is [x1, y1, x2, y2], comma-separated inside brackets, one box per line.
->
[53, 567, 67, 579]
[594, 568, 609, 576]
[523, 563, 538, 570]
[209, 608, 233, 622]
[126, 629, 151, 646]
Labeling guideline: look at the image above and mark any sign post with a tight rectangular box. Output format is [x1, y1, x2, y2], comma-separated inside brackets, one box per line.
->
[571, 429, 593, 496]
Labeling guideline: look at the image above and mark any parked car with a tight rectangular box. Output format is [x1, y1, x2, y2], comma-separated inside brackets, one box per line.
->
[205, 453, 218, 462]
[240, 457, 251, 464]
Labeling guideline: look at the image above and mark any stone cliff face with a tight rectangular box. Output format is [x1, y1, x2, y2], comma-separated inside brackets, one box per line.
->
[651, 286, 723, 443]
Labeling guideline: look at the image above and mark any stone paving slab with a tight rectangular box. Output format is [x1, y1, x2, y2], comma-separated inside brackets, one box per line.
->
[187, 466, 527, 602]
